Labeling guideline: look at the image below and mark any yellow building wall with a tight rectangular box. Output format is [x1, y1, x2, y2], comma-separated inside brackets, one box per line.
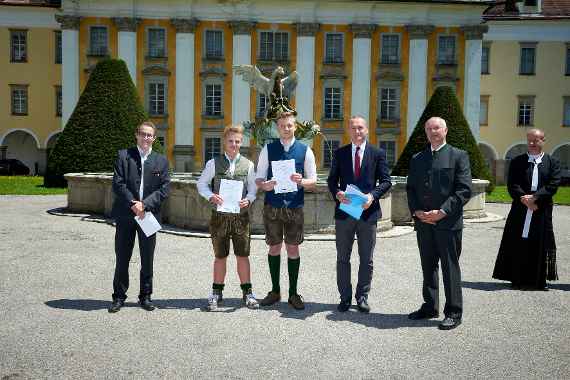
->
[0, 26, 62, 148]
[480, 41, 570, 158]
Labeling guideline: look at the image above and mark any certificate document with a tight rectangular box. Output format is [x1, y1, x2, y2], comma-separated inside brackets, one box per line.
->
[134, 212, 162, 237]
[271, 159, 297, 194]
[217, 179, 244, 214]
[339, 184, 368, 220]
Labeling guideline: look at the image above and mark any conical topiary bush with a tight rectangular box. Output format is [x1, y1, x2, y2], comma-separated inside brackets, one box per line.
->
[392, 86, 494, 191]
[44, 59, 162, 187]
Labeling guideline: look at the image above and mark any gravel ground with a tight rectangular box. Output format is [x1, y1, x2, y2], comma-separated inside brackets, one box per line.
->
[0, 195, 568, 379]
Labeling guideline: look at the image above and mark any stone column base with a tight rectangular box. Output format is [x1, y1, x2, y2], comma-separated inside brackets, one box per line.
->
[173, 145, 196, 173]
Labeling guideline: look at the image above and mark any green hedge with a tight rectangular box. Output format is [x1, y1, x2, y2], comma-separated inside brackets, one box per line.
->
[44, 59, 162, 187]
[392, 86, 494, 192]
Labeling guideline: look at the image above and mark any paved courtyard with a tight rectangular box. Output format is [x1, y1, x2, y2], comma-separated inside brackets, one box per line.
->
[0, 195, 569, 379]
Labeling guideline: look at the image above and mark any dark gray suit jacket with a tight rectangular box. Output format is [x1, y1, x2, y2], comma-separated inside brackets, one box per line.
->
[111, 147, 170, 219]
[406, 144, 472, 230]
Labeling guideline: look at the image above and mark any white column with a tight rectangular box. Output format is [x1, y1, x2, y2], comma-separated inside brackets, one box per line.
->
[118, 32, 137, 83]
[462, 25, 488, 142]
[174, 32, 195, 146]
[295, 23, 319, 122]
[56, 15, 81, 128]
[230, 21, 254, 147]
[350, 25, 375, 122]
[406, 25, 433, 140]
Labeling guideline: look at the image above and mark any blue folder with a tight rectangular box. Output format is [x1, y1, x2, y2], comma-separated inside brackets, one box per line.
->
[339, 193, 367, 220]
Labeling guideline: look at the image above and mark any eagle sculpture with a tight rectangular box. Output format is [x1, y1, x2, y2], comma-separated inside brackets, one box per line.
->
[233, 65, 298, 100]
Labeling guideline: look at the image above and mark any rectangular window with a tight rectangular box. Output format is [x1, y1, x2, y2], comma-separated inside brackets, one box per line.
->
[480, 96, 489, 126]
[204, 137, 221, 162]
[205, 30, 223, 59]
[438, 36, 456, 65]
[10, 30, 27, 62]
[481, 45, 490, 74]
[55, 31, 62, 64]
[323, 140, 340, 169]
[205, 83, 222, 116]
[324, 87, 342, 119]
[518, 96, 534, 126]
[379, 141, 396, 169]
[148, 82, 166, 116]
[565, 45, 570, 75]
[380, 34, 400, 64]
[55, 86, 62, 117]
[325, 33, 343, 64]
[257, 93, 268, 118]
[520, 45, 536, 75]
[89, 26, 108, 56]
[379, 87, 400, 121]
[148, 28, 166, 58]
[259, 31, 289, 61]
[10, 85, 28, 115]
[563, 97, 570, 126]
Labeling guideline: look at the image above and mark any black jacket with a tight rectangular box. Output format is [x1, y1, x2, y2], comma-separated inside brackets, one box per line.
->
[111, 147, 170, 219]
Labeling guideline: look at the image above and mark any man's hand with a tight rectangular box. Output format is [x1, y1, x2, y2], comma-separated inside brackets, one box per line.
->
[239, 199, 250, 209]
[209, 194, 224, 206]
[130, 200, 145, 219]
[362, 193, 374, 210]
[520, 195, 538, 211]
[290, 173, 303, 186]
[336, 191, 350, 204]
[258, 179, 277, 192]
[414, 210, 435, 225]
[423, 209, 446, 223]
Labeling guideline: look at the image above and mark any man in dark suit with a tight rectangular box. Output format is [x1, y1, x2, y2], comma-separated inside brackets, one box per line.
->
[406, 116, 472, 330]
[108, 121, 170, 313]
[327, 115, 392, 313]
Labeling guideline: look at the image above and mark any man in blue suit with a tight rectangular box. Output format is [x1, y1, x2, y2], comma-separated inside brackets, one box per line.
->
[108, 121, 170, 313]
[327, 115, 392, 312]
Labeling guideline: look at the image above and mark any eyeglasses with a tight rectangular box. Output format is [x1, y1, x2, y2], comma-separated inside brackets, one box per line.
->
[137, 132, 155, 139]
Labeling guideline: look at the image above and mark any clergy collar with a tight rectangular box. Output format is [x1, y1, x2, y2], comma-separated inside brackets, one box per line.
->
[137, 145, 152, 159]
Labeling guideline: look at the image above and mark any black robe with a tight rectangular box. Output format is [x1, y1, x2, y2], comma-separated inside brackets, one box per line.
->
[492, 153, 561, 288]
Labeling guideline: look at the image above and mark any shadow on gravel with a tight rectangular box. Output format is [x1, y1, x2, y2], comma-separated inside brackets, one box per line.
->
[46, 299, 124, 311]
[326, 310, 440, 329]
[462, 281, 570, 292]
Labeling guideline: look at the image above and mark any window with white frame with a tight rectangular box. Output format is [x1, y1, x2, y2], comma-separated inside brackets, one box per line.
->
[481, 44, 490, 74]
[323, 139, 340, 169]
[519, 44, 536, 75]
[89, 26, 108, 56]
[10, 30, 27, 62]
[259, 31, 289, 61]
[148, 28, 166, 58]
[10, 85, 28, 115]
[380, 34, 400, 64]
[204, 83, 223, 116]
[379, 86, 400, 122]
[55, 31, 62, 64]
[204, 137, 221, 162]
[325, 33, 343, 64]
[437, 35, 456, 65]
[205, 30, 223, 59]
[257, 92, 268, 118]
[518, 96, 534, 126]
[480, 96, 489, 126]
[563, 97, 570, 126]
[147, 80, 167, 116]
[324, 86, 342, 119]
[55, 86, 62, 117]
[379, 140, 396, 169]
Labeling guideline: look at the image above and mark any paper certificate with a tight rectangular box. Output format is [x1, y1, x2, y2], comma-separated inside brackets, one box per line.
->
[271, 159, 297, 194]
[134, 211, 162, 237]
[339, 184, 368, 220]
[217, 179, 244, 214]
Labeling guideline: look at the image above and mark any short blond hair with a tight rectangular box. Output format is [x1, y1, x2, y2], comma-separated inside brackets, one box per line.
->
[137, 121, 157, 136]
[222, 124, 245, 138]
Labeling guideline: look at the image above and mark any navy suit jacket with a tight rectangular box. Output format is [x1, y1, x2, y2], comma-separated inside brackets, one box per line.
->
[327, 143, 392, 222]
[111, 147, 170, 219]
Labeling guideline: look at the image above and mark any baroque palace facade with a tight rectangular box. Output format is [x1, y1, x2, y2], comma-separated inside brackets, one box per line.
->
[8, 0, 569, 185]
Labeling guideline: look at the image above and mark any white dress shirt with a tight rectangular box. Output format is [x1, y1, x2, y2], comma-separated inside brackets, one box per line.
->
[137, 145, 152, 200]
[197, 152, 257, 203]
[351, 141, 367, 174]
[255, 137, 317, 181]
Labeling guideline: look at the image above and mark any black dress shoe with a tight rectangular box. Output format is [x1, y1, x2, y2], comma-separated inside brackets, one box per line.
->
[438, 316, 462, 330]
[408, 309, 438, 320]
[139, 297, 155, 311]
[337, 301, 351, 312]
[108, 299, 124, 313]
[356, 298, 370, 313]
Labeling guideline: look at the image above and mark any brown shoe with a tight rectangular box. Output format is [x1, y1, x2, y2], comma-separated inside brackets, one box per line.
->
[260, 291, 281, 306]
[288, 294, 305, 310]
